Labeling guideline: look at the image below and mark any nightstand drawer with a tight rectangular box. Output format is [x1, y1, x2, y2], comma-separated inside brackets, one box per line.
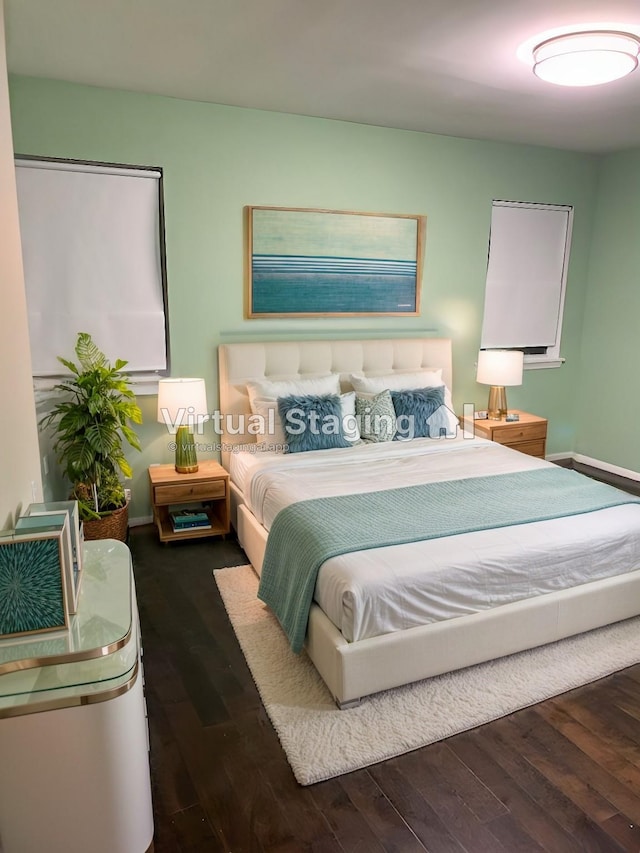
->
[491, 422, 547, 446]
[514, 439, 546, 458]
[154, 479, 226, 504]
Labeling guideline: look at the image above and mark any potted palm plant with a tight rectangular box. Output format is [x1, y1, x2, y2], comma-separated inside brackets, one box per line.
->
[40, 332, 142, 541]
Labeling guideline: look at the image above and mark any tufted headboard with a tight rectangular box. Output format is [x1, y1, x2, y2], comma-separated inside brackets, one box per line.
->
[217, 337, 453, 470]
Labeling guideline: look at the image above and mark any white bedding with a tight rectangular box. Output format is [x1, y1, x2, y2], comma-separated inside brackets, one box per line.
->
[231, 439, 640, 642]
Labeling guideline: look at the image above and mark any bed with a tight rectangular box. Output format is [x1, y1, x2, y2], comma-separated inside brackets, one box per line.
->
[218, 337, 640, 707]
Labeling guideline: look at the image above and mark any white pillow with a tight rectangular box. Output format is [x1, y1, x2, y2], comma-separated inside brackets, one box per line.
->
[349, 369, 458, 436]
[250, 398, 286, 449]
[251, 392, 360, 449]
[246, 374, 341, 412]
[339, 391, 360, 443]
[348, 369, 443, 393]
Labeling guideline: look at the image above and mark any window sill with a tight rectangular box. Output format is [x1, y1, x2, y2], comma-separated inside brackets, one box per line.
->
[34, 374, 162, 398]
[523, 357, 565, 370]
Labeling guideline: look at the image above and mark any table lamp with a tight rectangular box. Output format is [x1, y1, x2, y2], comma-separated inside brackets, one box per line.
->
[157, 378, 208, 473]
[476, 350, 524, 420]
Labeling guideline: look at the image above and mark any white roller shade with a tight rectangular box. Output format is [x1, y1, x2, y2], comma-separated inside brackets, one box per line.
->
[481, 201, 572, 350]
[15, 158, 168, 376]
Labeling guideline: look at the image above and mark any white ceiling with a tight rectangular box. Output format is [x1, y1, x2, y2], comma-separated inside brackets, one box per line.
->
[5, 0, 640, 154]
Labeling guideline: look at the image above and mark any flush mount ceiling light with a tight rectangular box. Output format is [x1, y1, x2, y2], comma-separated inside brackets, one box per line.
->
[533, 30, 640, 86]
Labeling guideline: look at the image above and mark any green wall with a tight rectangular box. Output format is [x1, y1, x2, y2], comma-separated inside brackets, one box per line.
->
[575, 148, 640, 471]
[8, 75, 599, 518]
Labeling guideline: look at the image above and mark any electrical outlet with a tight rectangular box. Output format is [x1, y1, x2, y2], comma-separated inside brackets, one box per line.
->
[124, 488, 132, 503]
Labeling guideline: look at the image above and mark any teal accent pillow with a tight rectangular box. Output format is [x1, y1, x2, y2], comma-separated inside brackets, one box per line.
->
[355, 390, 397, 443]
[277, 394, 351, 454]
[391, 386, 445, 440]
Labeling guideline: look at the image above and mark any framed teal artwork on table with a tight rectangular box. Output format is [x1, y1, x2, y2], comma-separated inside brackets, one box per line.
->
[245, 206, 426, 318]
[0, 532, 69, 639]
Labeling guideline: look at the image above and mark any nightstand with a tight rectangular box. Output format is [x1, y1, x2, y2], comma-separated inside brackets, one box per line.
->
[149, 459, 230, 542]
[465, 410, 547, 458]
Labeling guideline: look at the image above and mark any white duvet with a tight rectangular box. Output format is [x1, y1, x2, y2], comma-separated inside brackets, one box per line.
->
[231, 438, 640, 642]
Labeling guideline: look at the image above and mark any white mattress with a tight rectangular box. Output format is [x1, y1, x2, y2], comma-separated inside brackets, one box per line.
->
[232, 439, 640, 642]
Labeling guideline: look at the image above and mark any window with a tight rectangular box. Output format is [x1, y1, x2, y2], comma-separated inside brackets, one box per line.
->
[480, 200, 573, 368]
[15, 156, 169, 389]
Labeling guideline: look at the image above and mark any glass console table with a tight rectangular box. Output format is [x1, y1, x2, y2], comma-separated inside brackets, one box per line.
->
[0, 540, 154, 853]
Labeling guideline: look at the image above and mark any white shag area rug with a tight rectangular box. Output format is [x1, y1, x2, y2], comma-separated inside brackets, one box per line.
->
[214, 564, 640, 786]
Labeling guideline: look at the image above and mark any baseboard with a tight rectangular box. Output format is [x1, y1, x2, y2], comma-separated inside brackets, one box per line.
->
[573, 454, 640, 484]
[545, 452, 574, 464]
[130, 514, 153, 528]
[555, 453, 640, 497]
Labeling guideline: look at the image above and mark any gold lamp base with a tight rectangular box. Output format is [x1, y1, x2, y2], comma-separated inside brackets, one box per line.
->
[487, 385, 508, 420]
[175, 425, 199, 473]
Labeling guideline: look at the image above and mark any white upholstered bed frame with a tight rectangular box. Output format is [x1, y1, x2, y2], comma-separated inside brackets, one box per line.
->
[218, 337, 640, 707]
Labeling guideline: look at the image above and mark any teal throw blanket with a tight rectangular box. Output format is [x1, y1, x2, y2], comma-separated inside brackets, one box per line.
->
[257, 466, 640, 653]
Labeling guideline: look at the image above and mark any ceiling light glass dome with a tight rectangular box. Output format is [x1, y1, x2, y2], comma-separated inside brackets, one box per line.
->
[533, 31, 640, 86]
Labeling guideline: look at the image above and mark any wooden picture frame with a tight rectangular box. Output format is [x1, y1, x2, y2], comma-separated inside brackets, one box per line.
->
[245, 206, 425, 318]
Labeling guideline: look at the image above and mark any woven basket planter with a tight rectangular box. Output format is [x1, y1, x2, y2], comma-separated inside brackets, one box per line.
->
[83, 503, 129, 542]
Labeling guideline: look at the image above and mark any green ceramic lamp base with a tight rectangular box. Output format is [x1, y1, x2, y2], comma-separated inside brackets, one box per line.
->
[175, 425, 199, 473]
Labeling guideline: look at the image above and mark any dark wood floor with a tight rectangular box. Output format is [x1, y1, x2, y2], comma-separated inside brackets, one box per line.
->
[130, 526, 640, 852]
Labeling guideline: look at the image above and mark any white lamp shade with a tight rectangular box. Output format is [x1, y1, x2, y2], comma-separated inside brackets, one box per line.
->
[157, 378, 209, 430]
[476, 350, 524, 387]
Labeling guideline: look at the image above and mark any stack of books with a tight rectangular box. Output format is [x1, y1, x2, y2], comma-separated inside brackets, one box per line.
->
[170, 508, 211, 533]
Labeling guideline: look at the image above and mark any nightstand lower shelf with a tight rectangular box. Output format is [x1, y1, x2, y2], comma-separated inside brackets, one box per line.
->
[149, 460, 231, 543]
[154, 502, 228, 542]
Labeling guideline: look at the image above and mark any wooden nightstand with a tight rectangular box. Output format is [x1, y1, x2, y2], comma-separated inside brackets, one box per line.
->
[465, 410, 547, 458]
[149, 459, 230, 542]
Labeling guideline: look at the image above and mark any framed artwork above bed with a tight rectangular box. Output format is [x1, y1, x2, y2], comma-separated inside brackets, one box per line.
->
[245, 206, 426, 318]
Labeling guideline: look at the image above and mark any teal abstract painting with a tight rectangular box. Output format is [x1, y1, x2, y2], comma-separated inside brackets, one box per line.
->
[0, 536, 67, 637]
[247, 207, 425, 317]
